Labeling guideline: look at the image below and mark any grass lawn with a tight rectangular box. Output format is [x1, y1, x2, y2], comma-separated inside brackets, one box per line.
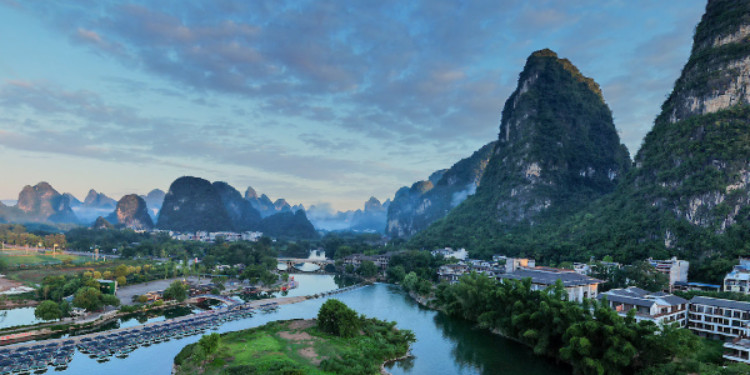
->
[1, 253, 86, 267]
[174, 318, 414, 375]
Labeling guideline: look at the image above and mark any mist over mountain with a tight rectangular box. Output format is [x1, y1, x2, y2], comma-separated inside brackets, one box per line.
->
[307, 197, 391, 233]
[387, 141, 496, 238]
[140, 189, 165, 220]
[15, 182, 78, 223]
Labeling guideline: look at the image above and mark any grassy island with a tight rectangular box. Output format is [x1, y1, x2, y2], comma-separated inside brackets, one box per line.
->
[173, 299, 415, 375]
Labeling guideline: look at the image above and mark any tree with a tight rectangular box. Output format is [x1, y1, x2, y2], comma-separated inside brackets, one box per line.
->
[358, 260, 378, 278]
[73, 287, 103, 312]
[102, 294, 120, 307]
[386, 265, 406, 284]
[198, 333, 221, 355]
[35, 300, 62, 321]
[402, 272, 419, 292]
[317, 299, 360, 338]
[116, 275, 127, 286]
[163, 281, 187, 302]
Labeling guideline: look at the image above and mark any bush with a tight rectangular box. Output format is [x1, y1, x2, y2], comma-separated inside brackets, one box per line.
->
[317, 299, 360, 338]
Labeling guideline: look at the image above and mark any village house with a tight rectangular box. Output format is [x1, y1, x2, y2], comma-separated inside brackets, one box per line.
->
[687, 296, 750, 340]
[437, 263, 470, 284]
[599, 287, 688, 327]
[724, 257, 750, 295]
[497, 267, 602, 303]
[431, 247, 468, 260]
[647, 257, 689, 289]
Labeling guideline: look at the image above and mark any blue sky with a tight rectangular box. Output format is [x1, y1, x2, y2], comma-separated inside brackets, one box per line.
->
[0, 0, 705, 211]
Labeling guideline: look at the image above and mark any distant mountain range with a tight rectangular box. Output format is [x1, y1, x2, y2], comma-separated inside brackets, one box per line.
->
[307, 197, 390, 233]
[157, 176, 317, 239]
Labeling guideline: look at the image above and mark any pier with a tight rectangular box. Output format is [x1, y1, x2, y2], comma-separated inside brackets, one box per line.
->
[0, 283, 365, 374]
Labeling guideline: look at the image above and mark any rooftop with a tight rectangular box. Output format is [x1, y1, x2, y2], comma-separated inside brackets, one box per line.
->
[691, 296, 750, 311]
[499, 268, 602, 287]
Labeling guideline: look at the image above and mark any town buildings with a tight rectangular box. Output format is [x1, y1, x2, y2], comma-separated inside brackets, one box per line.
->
[647, 257, 689, 289]
[598, 287, 688, 327]
[724, 258, 750, 295]
[498, 267, 602, 303]
[431, 247, 468, 260]
[687, 296, 750, 340]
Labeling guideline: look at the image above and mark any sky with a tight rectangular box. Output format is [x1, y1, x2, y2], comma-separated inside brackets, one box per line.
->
[0, 0, 706, 211]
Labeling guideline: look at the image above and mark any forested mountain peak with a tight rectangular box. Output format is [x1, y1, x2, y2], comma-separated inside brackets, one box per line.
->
[410, 49, 630, 249]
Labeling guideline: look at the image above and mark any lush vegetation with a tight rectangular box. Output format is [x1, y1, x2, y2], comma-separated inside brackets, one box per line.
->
[317, 299, 360, 338]
[434, 272, 749, 375]
[174, 303, 415, 375]
[163, 280, 187, 302]
[0, 224, 66, 249]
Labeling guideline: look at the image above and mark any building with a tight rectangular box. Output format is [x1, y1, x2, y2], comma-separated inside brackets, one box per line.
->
[437, 264, 470, 284]
[673, 281, 721, 292]
[724, 258, 750, 294]
[497, 268, 601, 303]
[342, 253, 392, 270]
[431, 247, 468, 260]
[98, 279, 117, 295]
[599, 287, 688, 327]
[687, 296, 750, 340]
[504, 257, 536, 273]
[573, 263, 591, 275]
[725, 336, 750, 365]
[648, 257, 689, 288]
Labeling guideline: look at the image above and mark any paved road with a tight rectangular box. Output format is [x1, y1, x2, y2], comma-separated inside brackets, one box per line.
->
[116, 277, 209, 305]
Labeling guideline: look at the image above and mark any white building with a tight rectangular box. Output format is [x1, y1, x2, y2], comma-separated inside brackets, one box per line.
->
[498, 267, 601, 303]
[599, 287, 688, 327]
[724, 258, 750, 294]
[648, 257, 689, 288]
[437, 264, 470, 284]
[431, 247, 468, 260]
[573, 262, 591, 275]
[687, 296, 750, 340]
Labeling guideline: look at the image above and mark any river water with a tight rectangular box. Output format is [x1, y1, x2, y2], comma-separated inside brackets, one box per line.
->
[20, 275, 570, 375]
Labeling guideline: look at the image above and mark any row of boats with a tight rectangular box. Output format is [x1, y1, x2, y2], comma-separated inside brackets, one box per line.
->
[0, 341, 74, 374]
[0, 301, 279, 374]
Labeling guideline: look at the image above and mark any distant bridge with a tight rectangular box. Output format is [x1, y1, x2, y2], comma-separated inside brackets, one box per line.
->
[277, 257, 333, 269]
[188, 294, 240, 306]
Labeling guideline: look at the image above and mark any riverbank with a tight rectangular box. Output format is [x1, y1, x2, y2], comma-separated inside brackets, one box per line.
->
[173, 315, 414, 375]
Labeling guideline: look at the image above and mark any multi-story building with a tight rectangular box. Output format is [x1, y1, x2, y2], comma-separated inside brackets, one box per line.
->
[497, 267, 601, 303]
[687, 296, 750, 340]
[648, 257, 689, 288]
[504, 257, 536, 273]
[724, 258, 750, 294]
[437, 264, 470, 284]
[431, 247, 468, 260]
[725, 334, 750, 365]
[673, 281, 721, 293]
[599, 287, 688, 327]
[573, 263, 591, 275]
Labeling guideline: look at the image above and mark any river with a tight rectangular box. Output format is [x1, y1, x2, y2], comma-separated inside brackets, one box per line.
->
[20, 275, 570, 375]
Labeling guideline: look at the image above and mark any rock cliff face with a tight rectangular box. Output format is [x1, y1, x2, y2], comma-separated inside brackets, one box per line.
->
[157, 177, 315, 238]
[107, 194, 154, 230]
[157, 177, 234, 232]
[411, 49, 630, 247]
[245, 187, 283, 218]
[212, 182, 262, 231]
[16, 182, 77, 223]
[261, 210, 318, 239]
[83, 189, 117, 209]
[632, 0, 750, 234]
[387, 142, 496, 238]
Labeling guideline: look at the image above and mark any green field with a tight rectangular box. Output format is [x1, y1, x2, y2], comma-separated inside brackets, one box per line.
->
[0, 253, 87, 267]
[174, 318, 414, 375]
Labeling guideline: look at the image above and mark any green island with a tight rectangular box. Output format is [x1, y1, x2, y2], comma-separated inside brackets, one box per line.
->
[173, 299, 415, 375]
